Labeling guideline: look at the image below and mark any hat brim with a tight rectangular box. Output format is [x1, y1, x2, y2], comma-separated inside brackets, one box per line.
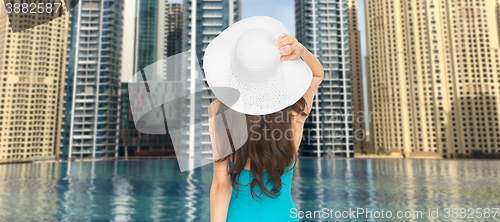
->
[203, 16, 313, 115]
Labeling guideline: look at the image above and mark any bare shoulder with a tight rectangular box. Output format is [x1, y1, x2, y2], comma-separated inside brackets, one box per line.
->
[209, 99, 222, 108]
[210, 99, 221, 106]
[208, 99, 222, 117]
[302, 89, 315, 114]
[290, 109, 310, 127]
[290, 110, 308, 125]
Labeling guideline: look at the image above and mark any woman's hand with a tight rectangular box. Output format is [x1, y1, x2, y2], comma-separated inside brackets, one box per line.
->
[276, 33, 305, 61]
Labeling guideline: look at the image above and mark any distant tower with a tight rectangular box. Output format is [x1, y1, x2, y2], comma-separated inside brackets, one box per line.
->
[295, 0, 362, 157]
[133, 0, 169, 74]
[167, 3, 183, 57]
[62, 0, 124, 159]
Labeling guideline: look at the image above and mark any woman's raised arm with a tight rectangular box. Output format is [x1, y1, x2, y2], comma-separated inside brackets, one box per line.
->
[276, 34, 324, 113]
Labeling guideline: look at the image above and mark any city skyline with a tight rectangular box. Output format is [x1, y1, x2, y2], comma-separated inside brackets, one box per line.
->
[1, 1, 500, 220]
[2, 0, 499, 162]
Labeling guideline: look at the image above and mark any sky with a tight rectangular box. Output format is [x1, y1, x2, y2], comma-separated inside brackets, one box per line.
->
[241, 0, 296, 35]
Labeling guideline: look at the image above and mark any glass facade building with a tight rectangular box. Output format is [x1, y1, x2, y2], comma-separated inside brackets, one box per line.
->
[133, 0, 170, 74]
[167, 3, 183, 57]
[134, 0, 160, 73]
[62, 0, 124, 159]
[295, 0, 362, 157]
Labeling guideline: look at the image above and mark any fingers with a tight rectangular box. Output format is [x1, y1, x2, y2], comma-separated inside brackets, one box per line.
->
[276, 34, 294, 47]
[279, 45, 294, 54]
[280, 50, 298, 61]
[276, 38, 295, 49]
[278, 33, 289, 40]
[277, 35, 293, 44]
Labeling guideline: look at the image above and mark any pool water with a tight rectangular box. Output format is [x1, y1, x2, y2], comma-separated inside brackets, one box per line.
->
[0, 158, 499, 221]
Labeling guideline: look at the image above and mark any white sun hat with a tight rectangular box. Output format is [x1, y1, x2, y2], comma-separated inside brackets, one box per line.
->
[203, 16, 313, 115]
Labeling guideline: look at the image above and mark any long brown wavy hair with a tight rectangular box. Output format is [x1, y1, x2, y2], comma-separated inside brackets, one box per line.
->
[215, 97, 309, 200]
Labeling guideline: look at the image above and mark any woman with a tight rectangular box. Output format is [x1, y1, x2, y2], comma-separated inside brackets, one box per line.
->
[203, 16, 324, 222]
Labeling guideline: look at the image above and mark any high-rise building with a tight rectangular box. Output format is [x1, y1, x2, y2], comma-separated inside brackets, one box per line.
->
[167, 3, 183, 57]
[0, 1, 70, 162]
[365, 0, 500, 157]
[133, 0, 169, 74]
[62, 0, 124, 159]
[346, 0, 365, 154]
[295, 0, 362, 157]
[182, 0, 242, 155]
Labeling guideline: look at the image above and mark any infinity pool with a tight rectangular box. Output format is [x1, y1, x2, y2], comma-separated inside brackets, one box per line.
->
[0, 159, 499, 221]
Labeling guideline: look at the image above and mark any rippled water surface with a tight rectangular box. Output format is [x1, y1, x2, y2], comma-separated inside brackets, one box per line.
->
[0, 159, 499, 221]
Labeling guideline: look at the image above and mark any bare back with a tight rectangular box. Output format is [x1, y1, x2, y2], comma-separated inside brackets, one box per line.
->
[218, 89, 314, 171]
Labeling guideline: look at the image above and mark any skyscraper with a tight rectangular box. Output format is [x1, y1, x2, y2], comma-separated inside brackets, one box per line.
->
[365, 0, 500, 157]
[182, 0, 242, 155]
[0, 0, 70, 162]
[62, 0, 124, 159]
[133, 0, 169, 74]
[167, 3, 183, 57]
[346, 0, 365, 154]
[295, 0, 362, 157]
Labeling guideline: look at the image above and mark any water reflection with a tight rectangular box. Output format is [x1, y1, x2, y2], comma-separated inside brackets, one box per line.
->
[0, 163, 59, 221]
[185, 159, 197, 222]
[0, 159, 499, 221]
